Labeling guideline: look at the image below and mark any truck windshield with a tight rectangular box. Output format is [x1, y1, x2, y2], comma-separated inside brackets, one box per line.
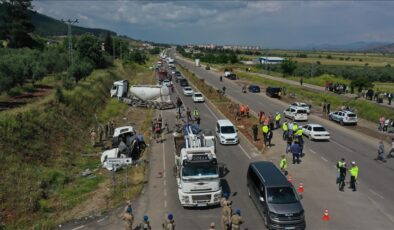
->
[267, 187, 298, 204]
[182, 163, 218, 178]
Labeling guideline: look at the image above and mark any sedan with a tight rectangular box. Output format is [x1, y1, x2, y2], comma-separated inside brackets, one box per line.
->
[183, 86, 194, 96]
[248, 85, 261, 93]
[192, 92, 205, 103]
[302, 124, 330, 140]
[290, 102, 311, 114]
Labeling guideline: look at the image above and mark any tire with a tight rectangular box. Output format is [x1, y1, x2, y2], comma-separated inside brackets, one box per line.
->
[340, 120, 344, 126]
[308, 134, 313, 141]
[328, 116, 332, 121]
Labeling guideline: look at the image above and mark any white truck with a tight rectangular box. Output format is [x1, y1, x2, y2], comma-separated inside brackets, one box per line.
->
[110, 80, 174, 109]
[195, 59, 201, 67]
[174, 125, 222, 207]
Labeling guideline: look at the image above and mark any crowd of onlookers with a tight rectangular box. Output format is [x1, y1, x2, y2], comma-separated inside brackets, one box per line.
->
[378, 115, 394, 133]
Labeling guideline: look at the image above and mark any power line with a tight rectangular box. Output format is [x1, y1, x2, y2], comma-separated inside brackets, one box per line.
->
[61, 19, 79, 78]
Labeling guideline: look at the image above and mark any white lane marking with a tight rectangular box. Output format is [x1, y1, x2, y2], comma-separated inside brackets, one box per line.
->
[309, 149, 317, 154]
[163, 180, 166, 186]
[331, 139, 353, 152]
[369, 189, 385, 199]
[203, 102, 219, 120]
[164, 190, 167, 197]
[72, 226, 85, 230]
[239, 143, 252, 160]
[164, 200, 167, 208]
[321, 156, 328, 162]
[367, 196, 394, 223]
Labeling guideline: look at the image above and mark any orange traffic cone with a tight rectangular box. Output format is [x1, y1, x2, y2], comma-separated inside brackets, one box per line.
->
[322, 209, 330, 221]
[298, 183, 304, 193]
[288, 175, 293, 184]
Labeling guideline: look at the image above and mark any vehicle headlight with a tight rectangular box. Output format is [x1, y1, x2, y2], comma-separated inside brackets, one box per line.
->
[269, 212, 279, 221]
[220, 135, 225, 139]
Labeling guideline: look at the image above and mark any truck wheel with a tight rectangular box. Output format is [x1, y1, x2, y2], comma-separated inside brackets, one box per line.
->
[131, 101, 137, 107]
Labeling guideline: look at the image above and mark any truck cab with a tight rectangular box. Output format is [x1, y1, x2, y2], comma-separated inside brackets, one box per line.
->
[110, 80, 129, 98]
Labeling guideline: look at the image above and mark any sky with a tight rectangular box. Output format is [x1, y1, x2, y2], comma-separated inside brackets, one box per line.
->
[33, 0, 394, 49]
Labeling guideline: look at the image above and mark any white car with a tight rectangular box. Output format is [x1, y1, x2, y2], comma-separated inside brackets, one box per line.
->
[290, 102, 311, 114]
[302, 124, 330, 140]
[183, 86, 194, 96]
[192, 92, 205, 103]
[283, 106, 308, 121]
[163, 79, 172, 87]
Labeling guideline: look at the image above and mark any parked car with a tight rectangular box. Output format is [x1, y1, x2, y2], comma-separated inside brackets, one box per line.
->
[283, 106, 308, 121]
[266, 86, 282, 98]
[192, 92, 205, 103]
[329, 110, 358, 125]
[290, 102, 311, 114]
[302, 124, 330, 140]
[183, 86, 194, 96]
[248, 85, 261, 93]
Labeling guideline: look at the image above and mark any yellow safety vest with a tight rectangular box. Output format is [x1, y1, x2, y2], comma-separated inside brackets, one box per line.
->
[275, 114, 281, 121]
[296, 129, 303, 136]
[350, 166, 359, 179]
[262, 125, 269, 134]
[193, 110, 199, 116]
[293, 124, 298, 131]
[282, 123, 288, 131]
[280, 158, 287, 170]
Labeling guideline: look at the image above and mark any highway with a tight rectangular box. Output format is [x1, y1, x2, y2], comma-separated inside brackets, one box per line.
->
[59, 54, 394, 230]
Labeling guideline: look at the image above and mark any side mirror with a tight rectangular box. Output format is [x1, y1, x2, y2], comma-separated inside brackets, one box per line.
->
[259, 196, 265, 202]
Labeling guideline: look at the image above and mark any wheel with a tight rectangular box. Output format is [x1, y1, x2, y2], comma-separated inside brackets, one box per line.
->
[328, 116, 332, 121]
[308, 134, 313, 141]
[340, 120, 344, 126]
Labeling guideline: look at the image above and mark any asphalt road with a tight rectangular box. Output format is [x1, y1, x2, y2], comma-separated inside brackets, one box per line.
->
[173, 51, 394, 229]
[59, 53, 394, 230]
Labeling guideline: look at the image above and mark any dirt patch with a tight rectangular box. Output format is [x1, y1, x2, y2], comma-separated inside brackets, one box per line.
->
[0, 85, 53, 111]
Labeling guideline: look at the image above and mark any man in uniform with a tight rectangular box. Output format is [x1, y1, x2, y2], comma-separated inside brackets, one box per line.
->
[336, 158, 345, 184]
[349, 161, 359, 192]
[338, 161, 347, 191]
[163, 213, 175, 230]
[275, 112, 281, 129]
[282, 121, 288, 140]
[122, 206, 134, 230]
[141, 215, 152, 230]
[221, 200, 232, 230]
[262, 124, 269, 147]
[230, 209, 244, 230]
[279, 155, 288, 175]
[193, 107, 200, 119]
[295, 128, 304, 154]
[252, 124, 258, 142]
[220, 193, 230, 207]
[290, 140, 301, 164]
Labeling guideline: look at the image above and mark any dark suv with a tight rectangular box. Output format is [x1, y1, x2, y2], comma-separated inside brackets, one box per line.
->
[266, 87, 282, 98]
[247, 161, 306, 230]
[179, 78, 189, 87]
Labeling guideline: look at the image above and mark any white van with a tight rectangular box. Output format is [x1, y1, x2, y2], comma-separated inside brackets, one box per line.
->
[283, 106, 308, 121]
[216, 119, 239, 145]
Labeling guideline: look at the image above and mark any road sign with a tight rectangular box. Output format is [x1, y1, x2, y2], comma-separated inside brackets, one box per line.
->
[107, 158, 132, 165]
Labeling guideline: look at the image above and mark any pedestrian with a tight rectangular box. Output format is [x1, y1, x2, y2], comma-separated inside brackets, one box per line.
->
[195, 116, 201, 130]
[222, 86, 226, 95]
[282, 121, 288, 140]
[258, 111, 264, 124]
[326, 103, 331, 114]
[140, 215, 152, 230]
[252, 124, 258, 142]
[275, 112, 281, 129]
[387, 138, 394, 159]
[349, 161, 359, 192]
[221, 200, 232, 230]
[163, 213, 175, 230]
[104, 122, 109, 139]
[262, 124, 269, 147]
[290, 141, 301, 164]
[154, 122, 161, 143]
[286, 133, 293, 153]
[375, 140, 386, 162]
[383, 118, 390, 132]
[122, 206, 134, 230]
[193, 107, 200, 119]
[137, 133, 146, 152]
[388, 92, 393, 105]
[338, 161, 347, 192]
[279, 155, 288, 175]
[186, 107, 192, 122]
[379, 115, 385, 131]
[209, 222, 216, 230]
[267, 129, 273, 147]
[230, 209, 244, 230]
[90, 128, 97, 147]
[300, 77, 303, 86]
[336, 158, 345, 184]
[295, 128, 304, 154]
[245, 105, 250, 118]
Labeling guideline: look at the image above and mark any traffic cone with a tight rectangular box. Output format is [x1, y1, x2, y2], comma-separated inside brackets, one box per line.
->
[322, 209, 330, 221]
[288, 175, 293, 184]
[298, 183, 304, 193]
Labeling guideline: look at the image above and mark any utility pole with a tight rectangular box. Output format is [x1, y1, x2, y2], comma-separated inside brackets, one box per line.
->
[61, 19, 79, 75]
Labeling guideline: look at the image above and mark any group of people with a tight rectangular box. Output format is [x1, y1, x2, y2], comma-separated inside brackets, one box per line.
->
[90, 120, 117, 147]
[376, 138, 394, 162]
[122, 201, 152, 230]
[362, 89, 393, 105]
[251, 111, 283, 148]
[220, 193, 245, 230]
[336, 159, 359, 192]
[378, 115, 394, 133]
[325, 82, 349, 94]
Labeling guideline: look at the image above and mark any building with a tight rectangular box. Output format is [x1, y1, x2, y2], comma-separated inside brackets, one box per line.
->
[258, 57, 284, 64]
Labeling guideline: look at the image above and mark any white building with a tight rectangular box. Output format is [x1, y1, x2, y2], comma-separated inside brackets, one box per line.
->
[259, 57, 284, 64]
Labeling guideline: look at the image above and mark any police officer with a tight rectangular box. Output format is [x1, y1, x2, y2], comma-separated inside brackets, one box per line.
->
[163, 213, 175, 230]
[338, 161, 347, 192]
[282, 121, 288, 140]
[336, 158, 345, 184]
[275, 112, 281, 129]
[279, 155, 288, 175]
[230, 209, 244, 230]
[252, 124, 258, 142]
[295, 127, 304, 154]
[349, 162, 359, 192]
[292, 122, 298, 135]
[262, 124, 269, 147]
[221, 200, 232, 230]
[193, 107, 200, 119]
[122, 206, 134, 230]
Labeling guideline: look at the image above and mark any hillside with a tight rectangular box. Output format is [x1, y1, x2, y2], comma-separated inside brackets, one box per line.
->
[368, 43, 394, 53]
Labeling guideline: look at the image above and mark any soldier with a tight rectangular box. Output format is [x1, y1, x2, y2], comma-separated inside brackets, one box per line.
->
[163, 213, 175, 230]
[122, 206, 134, 230]
[90, 128, 97, 147]
[141, 215, 152, 230]
[221, 200, 232, 230]
[220, 193, 230, 207]
[230, 209, 244, 230]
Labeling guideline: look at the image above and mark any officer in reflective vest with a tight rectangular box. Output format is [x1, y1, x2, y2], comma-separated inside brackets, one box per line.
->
[282, 121, 288, 140]
[193, 108, 199, 118]
[275, 112, 281, 129]
[292, 123, 299, 133]
[262, 125, 269, 146]
[349, 162, 359, 191]
[295, 128, 304, 153]
[279, 155, 288, 175]
[336, 158, 345, 184]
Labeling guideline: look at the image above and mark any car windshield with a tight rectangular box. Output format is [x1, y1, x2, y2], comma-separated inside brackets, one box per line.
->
[185, 87, 192, 91]
[313, 127, 326, 132]
[296, 110, 307, 114]
[195, 93, 202, 97]
[267, 187, 298, 204]
[182, 163, 218, 177]
[347, 114, 356, 117]
[221, 126, 235, 134]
